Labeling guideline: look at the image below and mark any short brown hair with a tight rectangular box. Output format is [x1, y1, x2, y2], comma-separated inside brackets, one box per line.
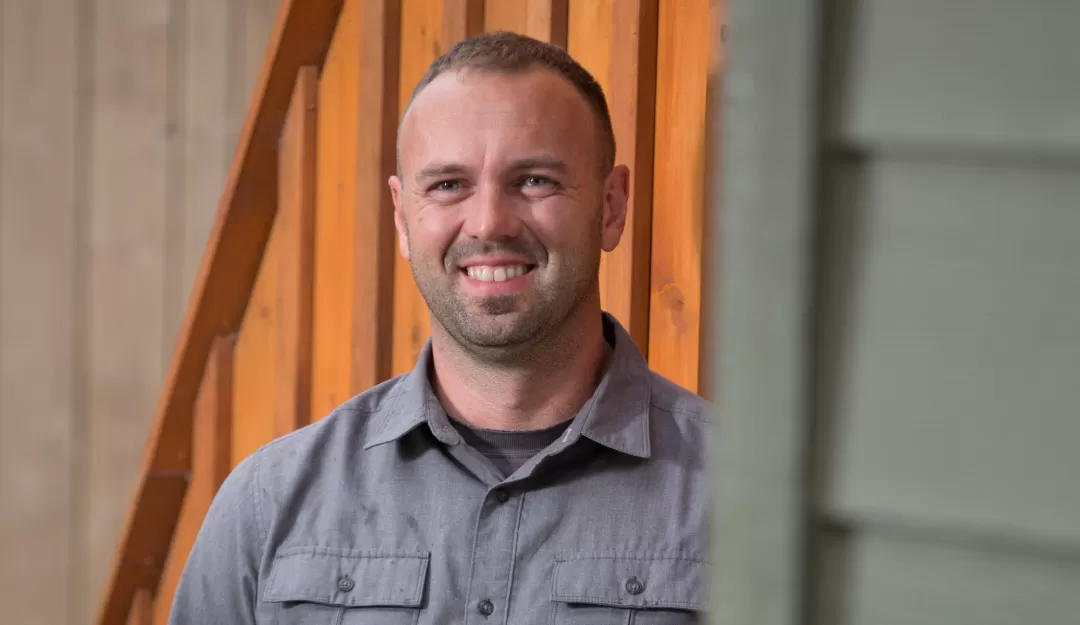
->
[403, 31, 616, 173]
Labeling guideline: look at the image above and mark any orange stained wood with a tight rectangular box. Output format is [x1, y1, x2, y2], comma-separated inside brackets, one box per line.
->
[276, 66, 319, 430]
[568, 0, 658, 353]
[311, 0, 401, 419]
[152, 336, 234, 625]
[232, 63, 320, 466]
[647, 0, 714, 394]
[95, 2, 344, 623]
[232, 189, 284, 465]
[443, 0, 484, 44]
[485, 0, 567, 46]
[125, 589, 152, 625]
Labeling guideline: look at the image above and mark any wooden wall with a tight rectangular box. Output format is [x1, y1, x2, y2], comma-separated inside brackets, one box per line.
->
[0, 1, 279, 624]
[308, 0, 722, 428]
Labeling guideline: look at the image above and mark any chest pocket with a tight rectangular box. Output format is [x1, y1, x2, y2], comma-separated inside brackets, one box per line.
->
[263, 547, 429, 625]
[551, 555, 707, 625]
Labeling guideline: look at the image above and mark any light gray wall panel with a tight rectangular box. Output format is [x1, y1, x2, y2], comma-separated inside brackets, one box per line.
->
[841, 0, 1080, 152]
[846, 530, 1080, 625]
[824, 157, 1080, 546]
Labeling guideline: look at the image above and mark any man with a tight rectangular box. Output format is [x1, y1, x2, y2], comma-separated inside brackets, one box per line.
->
[171, 31, 711, 625]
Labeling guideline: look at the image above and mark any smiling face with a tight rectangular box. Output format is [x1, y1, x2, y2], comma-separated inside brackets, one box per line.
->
[390, 68, 628, 355]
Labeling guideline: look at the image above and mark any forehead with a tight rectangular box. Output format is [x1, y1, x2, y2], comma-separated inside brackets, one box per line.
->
[398, 68, 600, 173]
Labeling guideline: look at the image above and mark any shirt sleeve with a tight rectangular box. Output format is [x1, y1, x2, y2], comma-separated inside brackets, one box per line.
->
[168, 453, 265, 625]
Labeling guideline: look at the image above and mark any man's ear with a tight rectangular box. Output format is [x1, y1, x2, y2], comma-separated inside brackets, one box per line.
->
[389, 175, 410, 261]
[601, 165, 631, 253]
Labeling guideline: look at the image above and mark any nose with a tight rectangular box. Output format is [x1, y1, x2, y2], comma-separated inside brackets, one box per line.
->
[461, 183, 523, 241]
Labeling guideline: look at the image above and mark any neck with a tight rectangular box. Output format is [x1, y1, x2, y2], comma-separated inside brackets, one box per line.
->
[430, 301, 610, 431]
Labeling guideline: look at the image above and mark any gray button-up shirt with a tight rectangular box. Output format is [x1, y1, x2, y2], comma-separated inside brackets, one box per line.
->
[170, 314, 713, 625]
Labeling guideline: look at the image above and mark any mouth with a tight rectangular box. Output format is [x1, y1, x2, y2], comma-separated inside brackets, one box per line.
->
[461, 263, 535, 283]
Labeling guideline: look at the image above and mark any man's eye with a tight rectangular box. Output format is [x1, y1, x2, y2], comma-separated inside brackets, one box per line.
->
[430, 180, 463, 193]
[522, 175, 556, 188]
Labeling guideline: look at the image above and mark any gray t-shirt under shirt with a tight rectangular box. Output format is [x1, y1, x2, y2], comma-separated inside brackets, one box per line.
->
[447, 416, 570, 477]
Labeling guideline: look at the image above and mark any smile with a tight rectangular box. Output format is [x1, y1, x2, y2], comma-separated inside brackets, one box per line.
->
[463, 264, 533, 282]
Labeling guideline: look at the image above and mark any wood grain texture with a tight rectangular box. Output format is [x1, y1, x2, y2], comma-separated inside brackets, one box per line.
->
[96, 2, 344, 623]
[568, 0, 658, 352]
[311, 0, 400, 418]
[443, 0, 484, 44]
[0, 1, 80, 624]
[312, 0, 361, 417]
[231, 187, 284, 464]
[485, 0, 565, 44]
[275, 66, 318, 432]
[151, 336, 233, 625]
[647, 0, 713, 393]
[483, 0, 527, 33]
[526, 0, 567, 46]
[86, 0, 170, 617]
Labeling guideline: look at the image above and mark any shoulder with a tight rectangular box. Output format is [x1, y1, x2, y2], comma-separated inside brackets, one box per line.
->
[234, 372, 410, 484]
[647, 370, 714, 425]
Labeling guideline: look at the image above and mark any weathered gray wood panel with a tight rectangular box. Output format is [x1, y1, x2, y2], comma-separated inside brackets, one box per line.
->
[841, 0, 1080, 152]
[823, 157, 1080, 546]
[0, 1, 80, 623]
[845, 530, 1080, 625]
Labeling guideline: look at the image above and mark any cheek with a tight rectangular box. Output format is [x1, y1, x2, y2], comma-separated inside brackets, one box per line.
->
[409, 206, 461, 259]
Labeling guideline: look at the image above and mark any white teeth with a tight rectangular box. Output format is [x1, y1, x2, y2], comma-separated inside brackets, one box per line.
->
[466, 264, 529, 282]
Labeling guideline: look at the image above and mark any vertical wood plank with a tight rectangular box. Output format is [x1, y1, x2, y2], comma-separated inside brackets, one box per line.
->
[312, 0, 359, 418]
[86, 0, 170, 617]
[647, 0, 713, 393]
[484, 0, 565, 44]
[568, 0, 658, 352]
[275, 66, 318, 432]
[231, 208, 283, 464]
[151, 336, 233, 625]
[311, 0, 400, 419]
[177, 0, 233, 343]
[443, 0, 484, 44]
[483, 0, 527, 33]
[0, 2, 79, 624]
[526, 0, 567, 47]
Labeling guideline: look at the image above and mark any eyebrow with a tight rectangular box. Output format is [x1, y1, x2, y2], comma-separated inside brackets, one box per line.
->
[413, 156, 570, 183]
[508, 156, 568, 175]
[415, 163, 471, 182]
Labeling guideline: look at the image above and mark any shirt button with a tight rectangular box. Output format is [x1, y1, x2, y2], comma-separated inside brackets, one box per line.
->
[494, 488, 510, 503]
[477, 599, 495, 616]
[625, 577, 645, 595]
[337, 574, 355, 592]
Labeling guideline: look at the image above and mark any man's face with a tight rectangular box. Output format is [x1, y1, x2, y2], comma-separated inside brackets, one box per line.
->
[390, 68, 628, 353]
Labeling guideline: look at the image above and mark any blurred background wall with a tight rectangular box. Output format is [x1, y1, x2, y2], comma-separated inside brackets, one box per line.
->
[713, 0, 1080, 623]
[0, 1, 278, 623]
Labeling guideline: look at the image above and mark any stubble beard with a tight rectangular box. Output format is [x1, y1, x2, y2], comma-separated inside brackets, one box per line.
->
[412, 248, 600, 366]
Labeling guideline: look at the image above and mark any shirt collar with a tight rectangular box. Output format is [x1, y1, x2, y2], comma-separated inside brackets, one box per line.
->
[364, 312, 652, 458]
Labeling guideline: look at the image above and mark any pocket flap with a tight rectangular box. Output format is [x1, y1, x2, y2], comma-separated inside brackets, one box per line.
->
[265, 547, 429, 608]
[552, 555, 707, 611]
